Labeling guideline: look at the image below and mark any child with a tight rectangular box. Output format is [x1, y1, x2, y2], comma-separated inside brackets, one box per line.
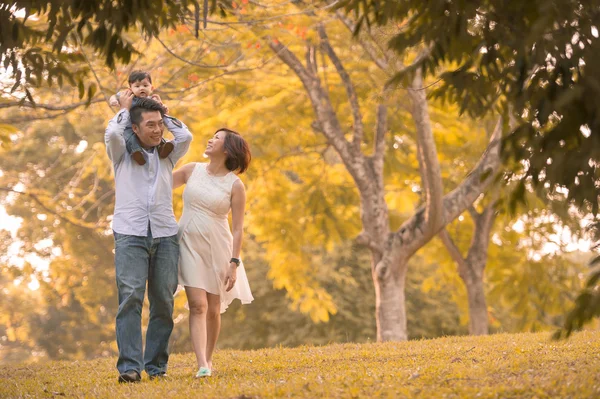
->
[109, 70, 174, 165]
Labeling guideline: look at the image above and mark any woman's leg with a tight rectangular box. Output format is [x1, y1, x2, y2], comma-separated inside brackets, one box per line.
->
[205, 292, 222, 370]
[185, 286, 209, 369]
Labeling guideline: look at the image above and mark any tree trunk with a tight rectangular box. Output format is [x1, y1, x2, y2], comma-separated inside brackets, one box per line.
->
[463, 272, 489, 335]
[372, 252, 408, 341]
[439, 201, 497, 336]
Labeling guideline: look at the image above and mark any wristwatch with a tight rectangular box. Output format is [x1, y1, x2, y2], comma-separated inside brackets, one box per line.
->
[230, 257, 240, 267]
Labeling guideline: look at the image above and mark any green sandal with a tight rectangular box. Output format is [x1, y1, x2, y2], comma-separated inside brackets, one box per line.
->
[195, 367, 212, 378]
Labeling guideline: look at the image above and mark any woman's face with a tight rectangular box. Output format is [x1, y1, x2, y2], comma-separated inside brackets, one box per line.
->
[205, 130, 226, 156]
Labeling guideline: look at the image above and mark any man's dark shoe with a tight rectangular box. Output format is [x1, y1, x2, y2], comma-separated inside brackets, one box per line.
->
[148, 372, 168, 381]
[118, 370, 141, 383]
[158, 141, 174, 159]
[132, 151, 146, 165]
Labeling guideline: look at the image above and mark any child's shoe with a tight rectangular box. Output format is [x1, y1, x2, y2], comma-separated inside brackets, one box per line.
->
[158, 141, 174, 159]
[132, 150, 146, 165]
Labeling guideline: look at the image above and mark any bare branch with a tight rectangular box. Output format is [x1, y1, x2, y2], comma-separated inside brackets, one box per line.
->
[75, 32, 112, 109]
[305, 43, 318, 77]
[268, 39, 355, 164]
[0, 98, 105, 111]
[0, 187, 102, 231]
[409, 68, 445, 236]
[467, 205, 480, 220]
[393, 117, 502, 257]
[356, 230, 383, 254]
[392, 48, 432, 83]
[3, 111, 69, 124]
[81, 189, 114, 220]
[159, 66, 262, 95]
[193, 1, 341, 27]
[335, 11, 389, 72]
[465, 192, 500, 267]
[317, 24, 364, 153]
[72, 171, 99, 211]
[439, 229, 467, 270]
[441, 118, 502, 224]
[373, 104, 387, 172]
[154, 36, 243, 69]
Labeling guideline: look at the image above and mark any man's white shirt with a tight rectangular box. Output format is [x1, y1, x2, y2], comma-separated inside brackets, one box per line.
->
[105, 108, 193, 237]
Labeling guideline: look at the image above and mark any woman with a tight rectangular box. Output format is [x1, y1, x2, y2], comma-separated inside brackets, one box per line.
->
[173, 128, 253, 378]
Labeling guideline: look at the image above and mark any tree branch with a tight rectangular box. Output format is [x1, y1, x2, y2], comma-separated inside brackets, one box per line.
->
[467, 205, 480, 220]
[75, 32, 112, 109]
[317, 24, 365, 153]
[409, 68, 445, 237]
[269, 36, 388, 240]
[0, 187, 102, 231]
[439, 229, 467, 275]
[355, 230, 384, 254]
[391, 48, 433, 85]
[0, 98, 105, 111]
[393, 117, 502, 256]
[154, 36, 243, 69]
[373, 104, 387, 173]
[305, 43, 318, 77]
[268, 38, 357, 175]
[335, 11, 389, 72]
[3, 111, 70, 124]
[466, 193, 499, 267]
[158, 66, 263, 95]
[81, 189, 114, 220]
[441, 119, 502, 223]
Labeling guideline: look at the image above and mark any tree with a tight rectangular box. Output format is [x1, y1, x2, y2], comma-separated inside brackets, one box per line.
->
[439, 200, 497, 335]
[339, 0, 600, 212]
[434, 190, 588, 335]
[0, 109, 118, 359]
[0, 0, 208, 104]
[253, 11, 502, 340]
[339, 0, 600, 333]
[1, 1, 591, 353]
[158, 2, 507, 340]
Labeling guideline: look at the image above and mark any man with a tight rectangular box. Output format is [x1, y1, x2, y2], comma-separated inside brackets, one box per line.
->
[104, 91, 193, 383]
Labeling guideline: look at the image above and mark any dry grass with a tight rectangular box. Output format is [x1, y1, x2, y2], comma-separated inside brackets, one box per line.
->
[2, 330, 599, 398]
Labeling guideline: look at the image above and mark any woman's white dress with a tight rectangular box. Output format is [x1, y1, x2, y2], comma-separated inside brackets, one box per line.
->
[178, 162, 253, 313]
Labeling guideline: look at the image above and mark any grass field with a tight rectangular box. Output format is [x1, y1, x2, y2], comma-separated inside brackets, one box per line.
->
[2, 331, 599, 398]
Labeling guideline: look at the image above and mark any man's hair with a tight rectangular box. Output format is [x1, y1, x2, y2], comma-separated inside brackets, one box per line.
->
[130, 98, 165, 126]
[219, 128, 251, 174]
[128, 70, 152, 85]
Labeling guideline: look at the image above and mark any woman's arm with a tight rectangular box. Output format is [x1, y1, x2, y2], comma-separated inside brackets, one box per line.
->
[225, 179, 246, 292]
[173, 162, 196, 189]
[230, 179, 246, 258]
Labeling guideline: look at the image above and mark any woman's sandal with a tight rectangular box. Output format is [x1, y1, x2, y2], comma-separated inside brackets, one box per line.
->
[195, 367, 212, 378]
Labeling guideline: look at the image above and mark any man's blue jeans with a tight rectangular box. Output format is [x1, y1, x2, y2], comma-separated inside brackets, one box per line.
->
[113, 228, 179, 376]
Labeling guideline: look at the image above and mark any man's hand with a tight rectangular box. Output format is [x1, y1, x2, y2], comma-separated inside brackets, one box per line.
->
[120, 89, 135, 111]
[150, 94, 169, 114]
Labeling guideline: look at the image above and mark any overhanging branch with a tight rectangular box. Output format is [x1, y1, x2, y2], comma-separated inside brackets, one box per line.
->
[0, 187, 103, 231]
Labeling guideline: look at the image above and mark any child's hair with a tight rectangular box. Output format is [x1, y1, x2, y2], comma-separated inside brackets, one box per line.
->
[128, 70, 152, 85]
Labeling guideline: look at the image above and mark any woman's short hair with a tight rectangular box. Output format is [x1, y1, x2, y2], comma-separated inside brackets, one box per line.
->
[218, 128, 251, 174]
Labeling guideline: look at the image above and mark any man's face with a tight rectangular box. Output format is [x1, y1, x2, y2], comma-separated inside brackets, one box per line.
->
[132, 111, 164, 148]
[129, 77, 153, 98]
